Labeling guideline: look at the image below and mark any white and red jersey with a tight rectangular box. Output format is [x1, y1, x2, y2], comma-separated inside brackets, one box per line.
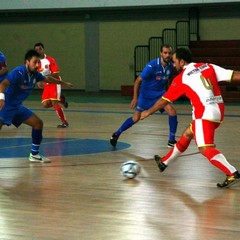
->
[38, 54, 60, 78]
[38, 54, 61, 102]
[163, 63, 233, 122]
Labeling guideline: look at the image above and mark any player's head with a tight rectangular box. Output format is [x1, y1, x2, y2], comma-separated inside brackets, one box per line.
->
[34, 42, 45, 58]
[160, 44, 172, 65]
[172, 48, 192, 72]
[24, 49, 41, 74]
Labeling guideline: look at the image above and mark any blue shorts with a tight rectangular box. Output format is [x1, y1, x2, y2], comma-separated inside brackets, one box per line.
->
[0, 105, 33, 127]
[136, 96, 164, 113]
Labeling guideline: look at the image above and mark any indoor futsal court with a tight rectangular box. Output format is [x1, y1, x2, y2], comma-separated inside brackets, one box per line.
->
[0, 92, 240, 240]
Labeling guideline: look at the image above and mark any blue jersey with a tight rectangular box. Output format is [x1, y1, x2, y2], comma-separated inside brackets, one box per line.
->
[0, 51, 7, 82]
[5, 65, 45, 106]
[139, 58, 174, 99]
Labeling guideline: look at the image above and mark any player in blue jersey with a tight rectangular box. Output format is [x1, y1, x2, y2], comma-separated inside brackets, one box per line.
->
[0, 49, 73, 163]
[110, 44, 178, 148]
[0, 51, 8, 82]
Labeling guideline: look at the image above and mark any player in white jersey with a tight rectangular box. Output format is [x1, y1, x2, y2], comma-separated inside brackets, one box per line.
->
[140, 48, 240, 188]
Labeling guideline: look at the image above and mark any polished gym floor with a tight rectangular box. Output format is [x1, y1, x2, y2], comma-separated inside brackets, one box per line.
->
[0, 92, 239, 240]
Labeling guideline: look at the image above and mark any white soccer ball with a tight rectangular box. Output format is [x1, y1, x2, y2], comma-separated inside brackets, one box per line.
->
[120, 161, 141, 179]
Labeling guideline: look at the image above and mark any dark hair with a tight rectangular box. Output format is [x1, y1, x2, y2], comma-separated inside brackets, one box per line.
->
[25, 49, 41, 61]
[160, 44, 172, 52]
[174, 48, 192, 63]
[34, 42, 44, 49]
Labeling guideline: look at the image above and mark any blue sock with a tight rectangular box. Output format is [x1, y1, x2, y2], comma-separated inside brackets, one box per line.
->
[31, 129, 43, 155]
[168, 115, 178, 141]
[115, 117, 135, 136]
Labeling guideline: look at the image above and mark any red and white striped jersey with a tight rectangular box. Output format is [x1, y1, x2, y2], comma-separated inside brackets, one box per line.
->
[38, 54, 60, 78]
[163, 63, 233, 122]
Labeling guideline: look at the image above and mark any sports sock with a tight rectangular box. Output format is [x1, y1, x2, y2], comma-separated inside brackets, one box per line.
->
[168, 115, 178, 141]
[203, 147, 237, 176]
[54, 104, 68, 123]
[162, 135, 191, 165]
[31, 129, 43, 155]
[115, 117, 135, 136]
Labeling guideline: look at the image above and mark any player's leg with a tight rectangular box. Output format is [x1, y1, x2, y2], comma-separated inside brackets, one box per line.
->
[52, 100, 69, 128]
[44, 84, 69, 128]
[195, 119, 240, 188]
[55, 85, 69, 128]
[42, 100, 53, 108]
[13, 106, 50, 163]
[163, 103, 178, 148]
[60, 94, 68, 108]
[110, 110, 141, 147]
[155, 125, 193, 171]
[110, 96, 154, 147]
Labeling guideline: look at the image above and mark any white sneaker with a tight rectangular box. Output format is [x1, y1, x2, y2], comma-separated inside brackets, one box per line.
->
[29, 153, 51, 163]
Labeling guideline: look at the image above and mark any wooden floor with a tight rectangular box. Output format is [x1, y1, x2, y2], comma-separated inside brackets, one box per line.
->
[0, 95, 240, 240]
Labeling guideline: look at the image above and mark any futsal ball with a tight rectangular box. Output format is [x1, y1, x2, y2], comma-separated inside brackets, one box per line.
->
[120, 161, 141, 179]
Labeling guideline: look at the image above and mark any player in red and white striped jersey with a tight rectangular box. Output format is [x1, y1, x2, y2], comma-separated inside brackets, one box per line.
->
[34, 43, 69, 128]
[141, 47, 240, 188]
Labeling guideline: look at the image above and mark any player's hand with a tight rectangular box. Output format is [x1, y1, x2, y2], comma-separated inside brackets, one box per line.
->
[63, 82, 73, 88]
[37, 82, 44, 89]
[130, 98, 137, 109]
[0, 99, 5, 110]
[140, 110, 151, 120]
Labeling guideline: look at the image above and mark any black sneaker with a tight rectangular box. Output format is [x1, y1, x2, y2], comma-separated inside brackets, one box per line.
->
[168, 140, 177, 148]
[154, 155, 167, 172]
[110, 133, 119, 147]
[217, 171, 240, 188]
[57, 122, 69, 128]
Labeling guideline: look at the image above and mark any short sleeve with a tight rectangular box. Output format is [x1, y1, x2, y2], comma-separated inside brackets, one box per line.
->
[211, 64, 233, 82]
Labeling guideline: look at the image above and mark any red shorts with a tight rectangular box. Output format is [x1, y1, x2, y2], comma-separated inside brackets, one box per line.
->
[191, 119, 220, 147]
[41, 83, 61, 103]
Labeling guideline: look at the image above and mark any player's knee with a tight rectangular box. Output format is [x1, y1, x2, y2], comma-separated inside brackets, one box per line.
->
[42, 103, 49, 108]
[35, 118, 43, 129]
[132, 115, 140, 123]
[182, 126, 193, 139]
[42, 101, 52, 108]
[165, 105, 177, 116]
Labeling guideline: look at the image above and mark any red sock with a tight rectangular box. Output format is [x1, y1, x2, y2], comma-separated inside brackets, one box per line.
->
[54, 104, 68, 123]
[162, 135, 191, 164]
[203, 147, 236, 175]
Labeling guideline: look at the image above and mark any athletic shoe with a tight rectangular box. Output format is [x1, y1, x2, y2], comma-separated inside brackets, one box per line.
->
[57, 122, 69, 128]
[217, 171, 240, 188]
[168, 140, 177, 148]
[110, 133, 119, 147]
[29, 153, 51, 163]
[154, 155, 167, 172]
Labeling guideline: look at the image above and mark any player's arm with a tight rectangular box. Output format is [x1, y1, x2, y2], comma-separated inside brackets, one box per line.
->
[43, 75, 73, 88]
[130, 76, 142, 109]
[46, 72, 60, 79]
[140, 97, 169, 120]
[0, 79, 10, 110]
